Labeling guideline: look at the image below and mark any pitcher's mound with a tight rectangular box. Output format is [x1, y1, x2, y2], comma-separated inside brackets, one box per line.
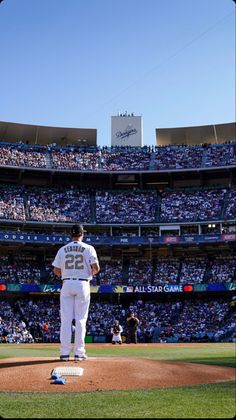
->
[0, 357, 235, 393]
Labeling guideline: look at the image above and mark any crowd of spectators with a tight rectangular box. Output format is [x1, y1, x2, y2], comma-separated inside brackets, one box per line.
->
[16, 298, 60, 343]
[153, 145, 204, 170]
[0, 145, 47, 168]
[0, 255, 58, 285]
[205, 142, 236, 167]
[0, 297, 235, 343]
[153, 258, 180, 284]
[95, 190, 157, 223]
[224, 188, 236, 220]
[0, 184, 235, 224]
[158, 299, 235, 343]
[160, 188, 226, 222]
[0, 254, 235, 286]
[100, 150, 151, 170]
[221, 224, 236, 234]
[206, 257, 236, 284]
[94, 260, 123, 286]
[86, 302, 123, 336]
[0, 141, 235, 171]
[179, 258, 207, 284]
[0, 301, 34, 343]
[0, 255, 42, 284]
[127, 258, 153, 286]
[27, 187, 91, 223]
[51, 149, 100, 171]
[0, 185, 26, 221]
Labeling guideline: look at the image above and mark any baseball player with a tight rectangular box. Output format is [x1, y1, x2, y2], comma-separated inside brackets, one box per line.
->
[52, 224, 100, 361]
[111, 320, 123, 345]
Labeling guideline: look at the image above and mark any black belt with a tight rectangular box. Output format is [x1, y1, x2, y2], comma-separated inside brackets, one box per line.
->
[62, 278, 89, 282]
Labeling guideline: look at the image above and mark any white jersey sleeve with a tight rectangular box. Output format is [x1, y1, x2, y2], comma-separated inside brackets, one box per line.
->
[87, 245, 99, 265]
[52, 248, 63, 269]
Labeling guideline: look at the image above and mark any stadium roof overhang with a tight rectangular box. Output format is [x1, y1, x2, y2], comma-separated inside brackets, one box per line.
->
[155, 122, 236, 146]
[0, 121, 97, 147]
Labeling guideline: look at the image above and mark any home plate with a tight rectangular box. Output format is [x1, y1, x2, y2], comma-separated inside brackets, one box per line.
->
[52, 366, 84, 376]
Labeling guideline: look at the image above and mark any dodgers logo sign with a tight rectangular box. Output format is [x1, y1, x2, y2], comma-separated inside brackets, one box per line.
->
[115, 124, 138, 140]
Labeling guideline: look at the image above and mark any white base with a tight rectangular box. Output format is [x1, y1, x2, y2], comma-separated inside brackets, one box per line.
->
[52, 366, 84, 376]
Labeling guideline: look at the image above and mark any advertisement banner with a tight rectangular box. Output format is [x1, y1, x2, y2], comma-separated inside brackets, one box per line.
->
[163, 236, 179, 244]
[0, 231, 235, 246]
[221, 233, 236, 241]
[132, 284, 184, 293]
[0, 282, 235, 294]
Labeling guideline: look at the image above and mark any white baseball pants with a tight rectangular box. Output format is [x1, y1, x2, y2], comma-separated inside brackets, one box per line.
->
[60, 280, 90, 356]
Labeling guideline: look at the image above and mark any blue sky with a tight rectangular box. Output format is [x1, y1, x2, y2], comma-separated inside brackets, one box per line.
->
[0, 0, 235, 147]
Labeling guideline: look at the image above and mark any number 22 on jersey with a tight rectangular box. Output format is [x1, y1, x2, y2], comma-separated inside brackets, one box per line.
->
[65, 254, 84, 270]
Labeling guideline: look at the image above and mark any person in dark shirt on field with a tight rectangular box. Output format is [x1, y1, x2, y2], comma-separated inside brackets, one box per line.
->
[126, 312, 139, 344]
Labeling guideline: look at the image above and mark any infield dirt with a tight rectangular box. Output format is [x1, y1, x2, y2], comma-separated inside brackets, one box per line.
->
[0, 355, 235, 393]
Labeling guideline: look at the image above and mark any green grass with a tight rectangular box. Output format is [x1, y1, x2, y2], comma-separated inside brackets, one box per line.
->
[0, 343, 235, 367]
[0, 382, 235, 418]
[0, 343, 235, 418]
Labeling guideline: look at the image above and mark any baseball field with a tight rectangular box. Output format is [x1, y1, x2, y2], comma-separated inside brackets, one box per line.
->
[0, 342, 235, 419]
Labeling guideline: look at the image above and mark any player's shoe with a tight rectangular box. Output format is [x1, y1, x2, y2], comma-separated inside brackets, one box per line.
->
[74, 354, 87, 362]
[60, 355, 70, 361]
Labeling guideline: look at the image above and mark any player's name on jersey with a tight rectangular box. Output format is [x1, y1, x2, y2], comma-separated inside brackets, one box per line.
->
[64, 245, 86, 253]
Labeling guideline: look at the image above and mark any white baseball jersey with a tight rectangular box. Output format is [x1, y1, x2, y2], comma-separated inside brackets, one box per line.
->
[52, 240, 99, 280]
